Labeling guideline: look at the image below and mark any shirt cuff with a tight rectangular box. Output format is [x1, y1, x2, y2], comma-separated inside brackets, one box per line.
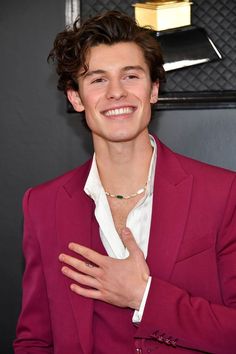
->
[132, 276, 152, 323]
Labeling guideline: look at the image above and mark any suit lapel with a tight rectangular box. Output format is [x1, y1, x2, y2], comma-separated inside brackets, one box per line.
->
[147, 139, 193, 280]
[56, 161, 94, 354]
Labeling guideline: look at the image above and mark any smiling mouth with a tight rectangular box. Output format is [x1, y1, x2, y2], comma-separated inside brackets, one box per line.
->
[103, 106, 135, 117]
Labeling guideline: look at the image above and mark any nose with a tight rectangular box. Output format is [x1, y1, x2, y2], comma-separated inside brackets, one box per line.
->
[106, 79, 127, 100]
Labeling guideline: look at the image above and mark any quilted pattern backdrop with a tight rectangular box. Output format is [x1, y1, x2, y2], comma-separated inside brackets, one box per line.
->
[80, 0, 236, 96]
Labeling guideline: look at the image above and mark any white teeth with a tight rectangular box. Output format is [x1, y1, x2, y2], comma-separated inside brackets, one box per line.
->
[104, 107, 133, 116]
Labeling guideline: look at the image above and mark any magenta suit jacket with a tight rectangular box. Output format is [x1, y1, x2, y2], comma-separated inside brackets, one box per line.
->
[14, 137, 236, 354]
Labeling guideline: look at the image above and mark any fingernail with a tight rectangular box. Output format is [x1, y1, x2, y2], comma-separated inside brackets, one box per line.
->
[68, 243, 74, 250]
[59, 254, 64, 261]
[70, 284, 76, 292]
[61, 266, 67, 274]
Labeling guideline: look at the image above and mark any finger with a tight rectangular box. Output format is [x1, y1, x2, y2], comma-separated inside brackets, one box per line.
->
[61, 266, 100, 289]
[70, 283, 102, 300]
[68, 243, 105, 267]
[121, 227, 143, 256]
[59, 253, 100, 277]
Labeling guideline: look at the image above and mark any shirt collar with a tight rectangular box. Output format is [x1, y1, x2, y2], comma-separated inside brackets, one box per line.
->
[84, 134, 157, 201]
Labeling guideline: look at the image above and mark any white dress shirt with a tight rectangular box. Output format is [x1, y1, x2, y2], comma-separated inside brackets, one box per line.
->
[84, 135, 157, 322]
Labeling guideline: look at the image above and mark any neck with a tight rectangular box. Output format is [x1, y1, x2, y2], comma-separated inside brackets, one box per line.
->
[93, 130, 153, 195]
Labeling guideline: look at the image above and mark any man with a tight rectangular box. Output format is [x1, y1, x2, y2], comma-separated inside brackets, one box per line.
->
[14, 11, 236, 354]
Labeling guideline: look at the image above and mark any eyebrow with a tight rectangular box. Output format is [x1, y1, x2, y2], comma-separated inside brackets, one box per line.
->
[83, 65, 146, 78]
[123, 65, 146, 73]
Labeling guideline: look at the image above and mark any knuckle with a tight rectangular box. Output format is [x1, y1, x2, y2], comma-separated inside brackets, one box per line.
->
[135, 247, 144, 258]
[73, 259, 82, 270]
[82, 248, 90, 258]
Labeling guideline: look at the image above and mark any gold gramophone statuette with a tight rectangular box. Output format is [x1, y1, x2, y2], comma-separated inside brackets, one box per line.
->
[133, 0, 192, 31]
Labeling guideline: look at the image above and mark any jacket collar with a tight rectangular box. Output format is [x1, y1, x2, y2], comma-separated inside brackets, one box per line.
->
[62, 136, 190, 198]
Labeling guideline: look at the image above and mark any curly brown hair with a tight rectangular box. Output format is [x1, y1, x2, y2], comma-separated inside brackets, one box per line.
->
[48, 10, 165, 94]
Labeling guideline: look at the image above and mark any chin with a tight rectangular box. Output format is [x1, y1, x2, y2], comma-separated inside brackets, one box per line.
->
[106, 130, 143, 143]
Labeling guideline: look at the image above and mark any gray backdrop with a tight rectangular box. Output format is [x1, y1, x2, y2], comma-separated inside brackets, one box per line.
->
[1, 1, 236, 353]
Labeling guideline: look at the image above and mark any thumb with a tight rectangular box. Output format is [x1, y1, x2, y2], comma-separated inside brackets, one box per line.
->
[121, 227, 140, 255]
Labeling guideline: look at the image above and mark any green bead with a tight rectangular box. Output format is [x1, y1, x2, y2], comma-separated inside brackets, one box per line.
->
[116, 195, 124, 199]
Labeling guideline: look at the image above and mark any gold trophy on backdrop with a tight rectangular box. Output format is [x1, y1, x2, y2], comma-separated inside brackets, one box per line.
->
[133, 0, 192, 31]
[133, 0, 222, 72]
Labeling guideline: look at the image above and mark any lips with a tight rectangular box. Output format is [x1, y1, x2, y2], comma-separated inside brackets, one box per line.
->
[103, 106, 135, 117]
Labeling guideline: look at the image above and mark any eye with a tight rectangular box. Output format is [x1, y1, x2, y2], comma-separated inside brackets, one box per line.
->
[91, 77, 106, 84]
[123, 74, 140, 81]
[127, 74, 139, 79]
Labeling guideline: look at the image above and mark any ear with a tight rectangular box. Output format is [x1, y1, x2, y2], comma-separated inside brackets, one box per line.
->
[67, 89, 85, 112]
[150, 82, 159, 104]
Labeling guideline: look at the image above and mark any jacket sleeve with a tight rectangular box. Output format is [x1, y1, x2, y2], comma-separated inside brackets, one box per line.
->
[13, 189, 53, 354]
[136, 177, 236, 354]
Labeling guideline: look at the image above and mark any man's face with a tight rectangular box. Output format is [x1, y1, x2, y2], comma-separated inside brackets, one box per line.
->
[68, 42, 158, 143]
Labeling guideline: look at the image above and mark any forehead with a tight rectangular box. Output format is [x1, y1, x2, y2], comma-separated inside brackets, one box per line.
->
[84, 42, 148, 71]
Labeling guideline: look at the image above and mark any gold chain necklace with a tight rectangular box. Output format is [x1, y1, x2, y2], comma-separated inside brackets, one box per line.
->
[105, 182, 147, 200]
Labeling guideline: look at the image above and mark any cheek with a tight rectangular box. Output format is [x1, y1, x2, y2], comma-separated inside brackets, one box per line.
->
[78, 84, 102, 108]
[81, 97, 97, 112]
[131, 84, 153, 102]
[84, 91, 104, 111]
